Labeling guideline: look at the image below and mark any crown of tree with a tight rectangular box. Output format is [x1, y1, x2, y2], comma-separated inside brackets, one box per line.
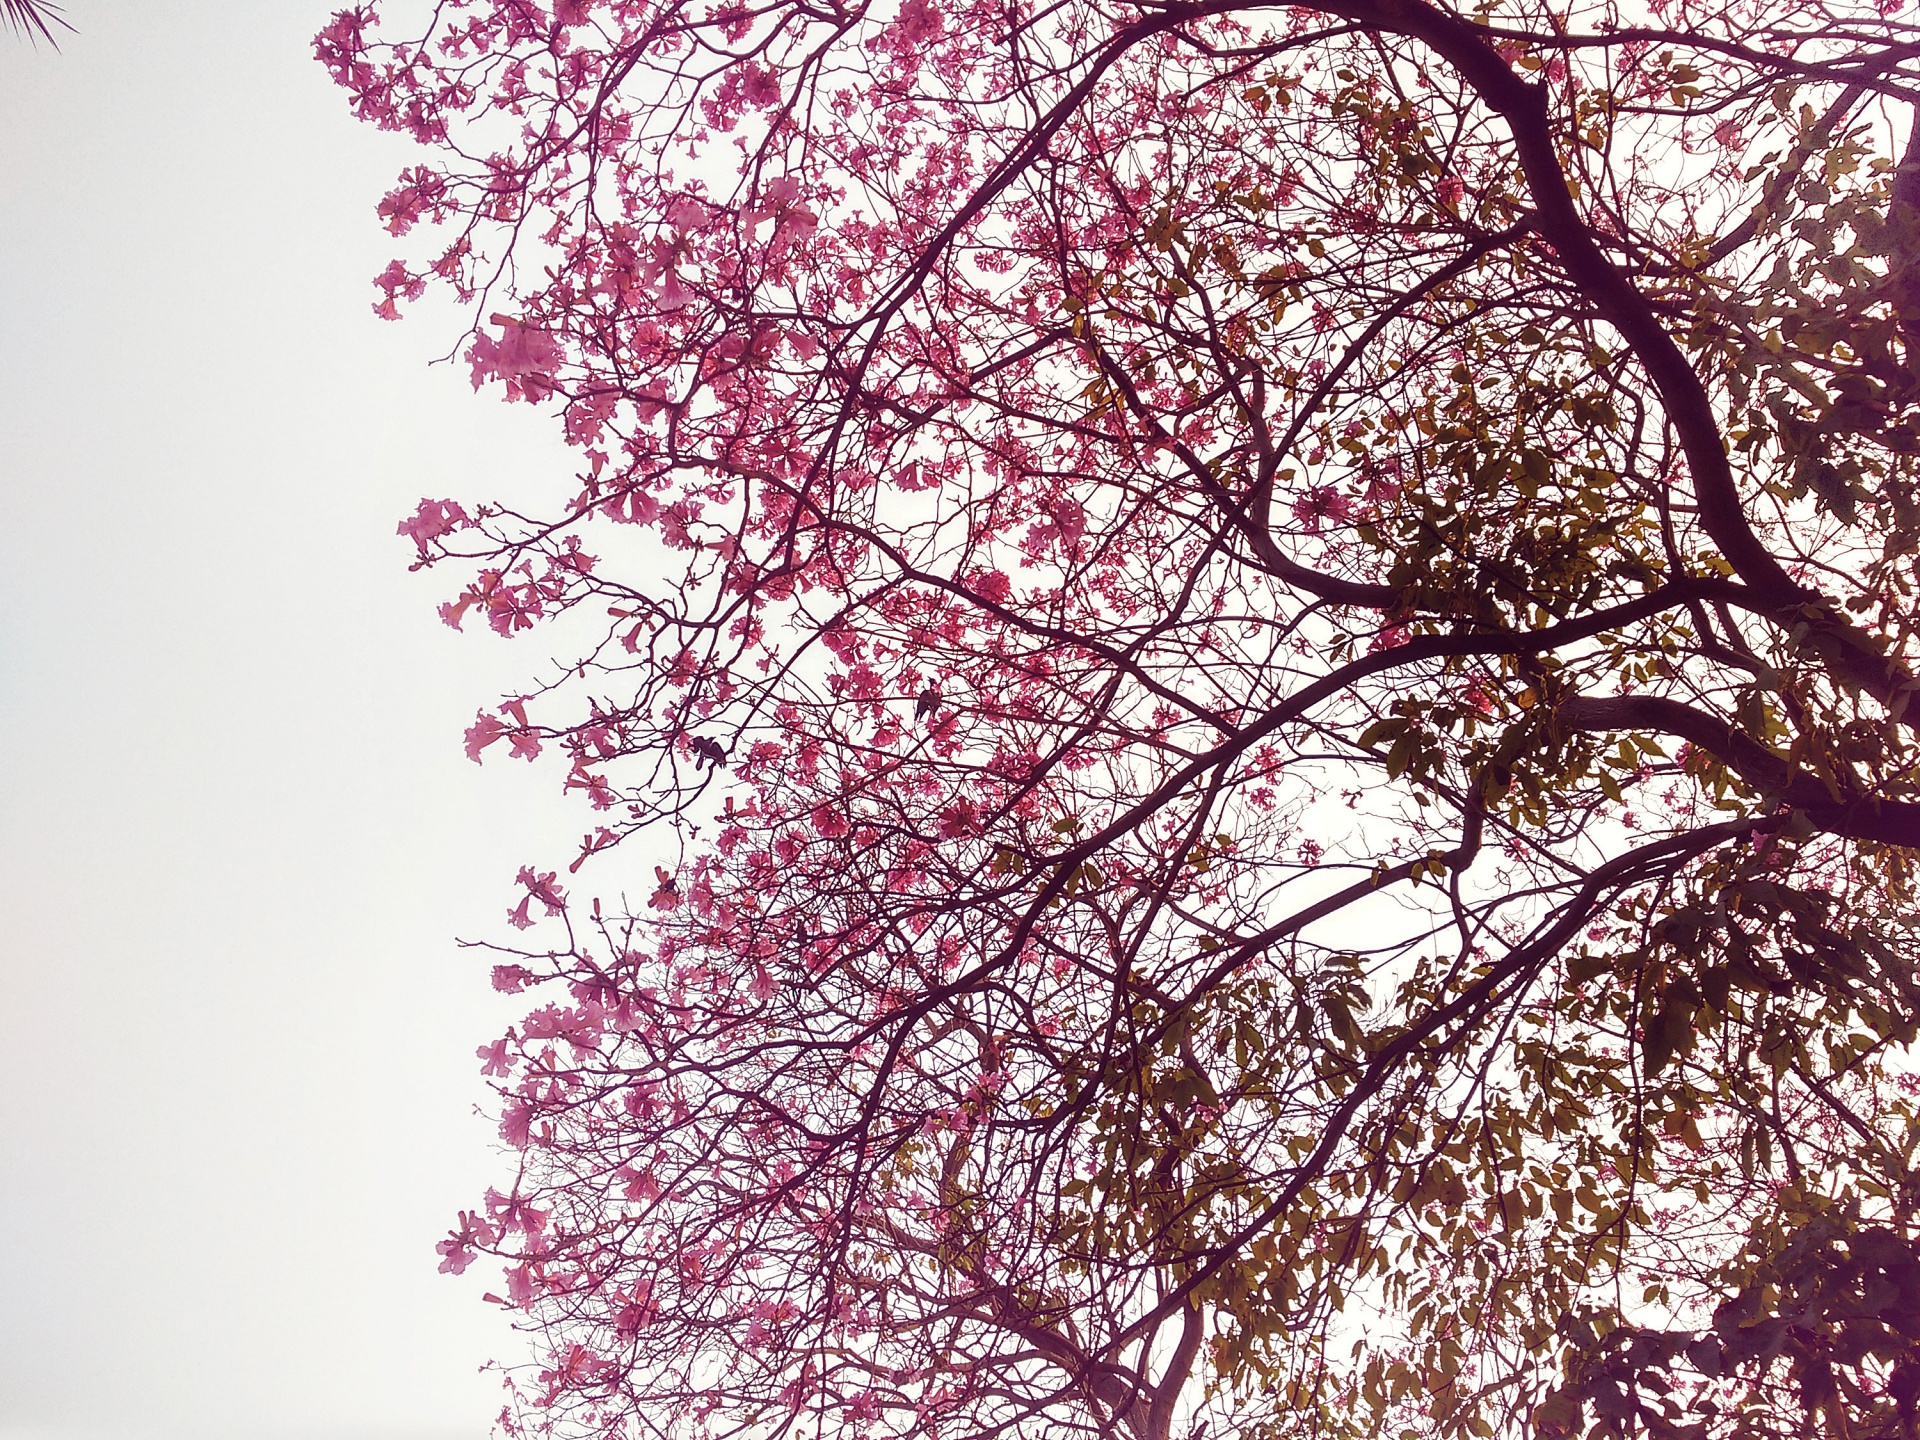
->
[326, 2, 1920, 1438]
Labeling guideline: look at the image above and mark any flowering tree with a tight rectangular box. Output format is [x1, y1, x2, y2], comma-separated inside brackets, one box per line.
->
[323, 2, 1920, 1439]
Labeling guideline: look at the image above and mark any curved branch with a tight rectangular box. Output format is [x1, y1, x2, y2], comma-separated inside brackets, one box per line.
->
[1107, 816, 1754, 1355]
[1325, 0, 1915, 711]
[1558, 693, 1920, 845]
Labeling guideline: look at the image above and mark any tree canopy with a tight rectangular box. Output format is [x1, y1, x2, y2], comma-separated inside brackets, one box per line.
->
[323, 1, 1920, 1438]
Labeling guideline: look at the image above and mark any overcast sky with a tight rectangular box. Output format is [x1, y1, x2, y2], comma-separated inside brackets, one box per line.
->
[0, 5, 598, 1437]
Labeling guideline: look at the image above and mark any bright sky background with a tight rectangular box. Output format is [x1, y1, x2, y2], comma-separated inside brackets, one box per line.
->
[0, 5, 597, 1437]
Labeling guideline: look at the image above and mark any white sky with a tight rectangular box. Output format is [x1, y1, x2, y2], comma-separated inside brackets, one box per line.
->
[0, 4, 599, 1437]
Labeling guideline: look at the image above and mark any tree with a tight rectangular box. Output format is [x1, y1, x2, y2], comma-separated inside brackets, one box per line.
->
[323, 2, 1920, 1439]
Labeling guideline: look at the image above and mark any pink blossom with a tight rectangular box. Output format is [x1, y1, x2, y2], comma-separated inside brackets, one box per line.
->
[372, 259, 426, 320]
[619, 1166, 662, 1201]
[486, 584, 543, 635]
[468, 315, 563, 402]
[516, 866, 567, 916]
[377, 171, 444, 236]
[1363, 468, 1403, 505]
[739, 65, 782, 108]
[615, 1294, 656, 1335]
[490, 1190, 549, 1234]
[465, 711, 508, 762]
[564, 390, 617, 446]
[1022, 498, 1086, 557]
[892, 0, 943, 46]
[397, 497, 469, 555]
[505, 1263, 537, 1305]
[746, 176, 818, 250]
[937, 797, 980, 838]
[436, 1235, 476, 1275]
[499, 1102, 535, 1148]
[970, 569, 1013, 604]
[1290, 485, 1354, 532]
[663, 195, 710, 233]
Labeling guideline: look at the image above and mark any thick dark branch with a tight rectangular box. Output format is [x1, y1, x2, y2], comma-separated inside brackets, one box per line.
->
[1559, 693, 1920, 845]
[1891, 101, 1920, 353]
[1146, 1304, 1205, 1440]
[1327, 0, 1914, 712]
[1243, 216, 1537, 602]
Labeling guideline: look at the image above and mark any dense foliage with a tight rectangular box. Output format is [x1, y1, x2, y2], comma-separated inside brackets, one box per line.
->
[323, 2, 1920, 1438]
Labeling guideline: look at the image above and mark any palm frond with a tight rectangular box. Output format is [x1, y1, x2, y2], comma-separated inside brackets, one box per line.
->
[2, 0, 74, 45]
